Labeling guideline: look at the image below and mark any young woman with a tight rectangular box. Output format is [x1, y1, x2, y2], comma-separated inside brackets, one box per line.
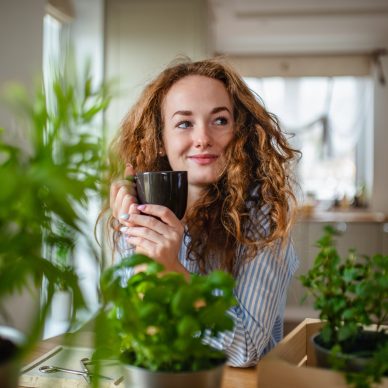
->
[105, 58, 300, 367]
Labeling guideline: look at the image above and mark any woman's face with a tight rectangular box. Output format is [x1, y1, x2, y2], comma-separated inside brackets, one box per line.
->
[162, 75, 234, 188]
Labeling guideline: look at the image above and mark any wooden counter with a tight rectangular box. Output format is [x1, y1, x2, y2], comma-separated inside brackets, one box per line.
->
[19, 331, 257, 388]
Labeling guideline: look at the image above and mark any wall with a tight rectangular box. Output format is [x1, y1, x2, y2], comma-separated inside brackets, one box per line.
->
[105, 0, 210, 138]
[0, 0, 46, 333]
[70, 0, 104, 85]
[0, 0, 45, 142]
[372, 57, 388, 212]
[0, 1, 45, 93]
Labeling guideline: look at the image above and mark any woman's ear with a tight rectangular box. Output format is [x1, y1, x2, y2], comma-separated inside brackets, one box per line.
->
[158, 144, 166, 156]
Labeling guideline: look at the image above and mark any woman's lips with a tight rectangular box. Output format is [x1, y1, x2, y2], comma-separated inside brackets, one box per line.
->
[188, 154, 219, 165]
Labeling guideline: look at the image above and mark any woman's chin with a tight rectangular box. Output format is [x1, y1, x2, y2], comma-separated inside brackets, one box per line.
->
[188, 176, 218, 187]
[187, 166, 225, 187]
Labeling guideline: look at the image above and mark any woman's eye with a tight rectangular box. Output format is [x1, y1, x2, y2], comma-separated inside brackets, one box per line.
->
[214, 116, 228, 125]
[177, 120, 192, 129]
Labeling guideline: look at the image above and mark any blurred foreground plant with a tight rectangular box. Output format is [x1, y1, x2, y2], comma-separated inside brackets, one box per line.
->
[0, 65, 112, 353]
[94, 254, 236, 373]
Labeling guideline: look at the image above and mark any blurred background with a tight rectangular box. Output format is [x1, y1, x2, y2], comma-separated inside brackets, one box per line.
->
[1, 0, 388, 335]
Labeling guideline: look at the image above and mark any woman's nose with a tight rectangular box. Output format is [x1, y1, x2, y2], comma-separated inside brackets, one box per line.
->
[193, 125, 212, 148]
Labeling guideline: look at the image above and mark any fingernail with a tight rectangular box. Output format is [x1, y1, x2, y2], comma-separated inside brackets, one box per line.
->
[120, 226, 128, 233]
[137, 204, 146, 211]
[119, 213, 129, 220]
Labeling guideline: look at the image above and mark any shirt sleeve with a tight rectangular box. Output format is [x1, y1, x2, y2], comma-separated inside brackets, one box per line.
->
[203, 239, 299, 367]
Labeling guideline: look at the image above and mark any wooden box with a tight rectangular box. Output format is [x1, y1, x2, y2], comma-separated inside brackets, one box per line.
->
[257, 318, 388, 388]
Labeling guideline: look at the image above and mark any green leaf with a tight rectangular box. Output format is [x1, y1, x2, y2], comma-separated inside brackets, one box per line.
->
[139, 303, 162, 323]
[338, 323, 358, 342]
[121, 254, 154, 268]
[143, 285, 172, 305]
[171, 287, 197, 316]
[177, 316, 200, 337]
[207, 270, 235, 289]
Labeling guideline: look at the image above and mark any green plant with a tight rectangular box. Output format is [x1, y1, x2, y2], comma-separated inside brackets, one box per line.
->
[94, 254, 236, 372]
[49, 222, 76, 292]
[300, 225, 388, 388]
[0, 64, 111, 354]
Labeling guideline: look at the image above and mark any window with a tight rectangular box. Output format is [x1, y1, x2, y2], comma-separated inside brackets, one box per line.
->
[42, 4, 105, 338]
[245, 76, 373, 204]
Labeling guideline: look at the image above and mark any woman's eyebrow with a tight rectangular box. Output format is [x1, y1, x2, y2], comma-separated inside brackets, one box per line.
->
[211, 106, 231, 114]
[172, 110, 192, 118]
[171, 106, 231, 119]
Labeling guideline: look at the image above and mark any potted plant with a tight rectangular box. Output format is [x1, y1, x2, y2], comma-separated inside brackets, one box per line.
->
[300, 225, 388, 388]
[0, 326, 25, 388]
[0, 65, 111, 387]
[93, 253, 236, 388]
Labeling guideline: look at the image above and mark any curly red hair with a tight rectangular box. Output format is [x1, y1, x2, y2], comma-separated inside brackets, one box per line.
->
[103, 57, 299, 275]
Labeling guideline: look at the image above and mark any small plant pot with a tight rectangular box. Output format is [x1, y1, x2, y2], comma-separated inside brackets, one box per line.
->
[122, 362, 225, 388]
[0, 326, 25, 388]
[312, 330, 388, 373]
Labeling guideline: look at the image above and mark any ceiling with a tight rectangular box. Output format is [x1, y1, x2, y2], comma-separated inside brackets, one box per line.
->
[207, 0, 388, 55]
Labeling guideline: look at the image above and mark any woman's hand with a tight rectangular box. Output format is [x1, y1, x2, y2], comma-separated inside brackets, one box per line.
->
[110, 164, 140, 225]
[110, 164, 189, 278]
[121, 204, 188, 277]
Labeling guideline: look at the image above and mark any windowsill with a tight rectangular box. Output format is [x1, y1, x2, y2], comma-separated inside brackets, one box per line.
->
[297, 208, 388, 223]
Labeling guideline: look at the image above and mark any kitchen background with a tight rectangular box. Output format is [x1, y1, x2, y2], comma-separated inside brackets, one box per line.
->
[1, 0, 387, 335]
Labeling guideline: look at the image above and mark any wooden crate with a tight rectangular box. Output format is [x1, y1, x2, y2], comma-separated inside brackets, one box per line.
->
[257, 318, 388, 388]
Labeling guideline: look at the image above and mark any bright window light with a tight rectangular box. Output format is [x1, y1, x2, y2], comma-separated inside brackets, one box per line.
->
[245, 76, 373, 203]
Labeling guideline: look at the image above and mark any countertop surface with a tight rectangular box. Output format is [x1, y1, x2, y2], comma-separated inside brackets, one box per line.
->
[20, 331, 257, 388]
[297, 209, 388, 223]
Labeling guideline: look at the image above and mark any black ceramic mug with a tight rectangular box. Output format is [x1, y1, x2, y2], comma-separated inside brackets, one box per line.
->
[135, 171, 188, 220]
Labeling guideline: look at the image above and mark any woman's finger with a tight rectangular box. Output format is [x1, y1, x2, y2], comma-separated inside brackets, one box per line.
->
[119, 202, 140, 227]
[113, 184, 138, 218]
[136, 204, 181, 227]
[116, 194, 136, 224]
[110, 163, 136, 212]
[124, 163, 135, 181]
[112, 186, 129, 218]
[125, 226, 163, 244]
[110, 180, 124, 209]
[126, 235, 156, 258]
[127, 213, 174, 236]
[110, 180, 135, 209]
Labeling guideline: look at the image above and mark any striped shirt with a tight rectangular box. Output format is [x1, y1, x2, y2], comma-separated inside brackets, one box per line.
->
[117, 205, 299, 367]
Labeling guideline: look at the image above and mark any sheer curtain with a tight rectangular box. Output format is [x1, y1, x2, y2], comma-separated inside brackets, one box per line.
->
[245, 76, 373, 203]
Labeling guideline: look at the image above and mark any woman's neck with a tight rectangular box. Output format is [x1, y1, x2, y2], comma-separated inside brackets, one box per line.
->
[186, 184, 204, 211]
